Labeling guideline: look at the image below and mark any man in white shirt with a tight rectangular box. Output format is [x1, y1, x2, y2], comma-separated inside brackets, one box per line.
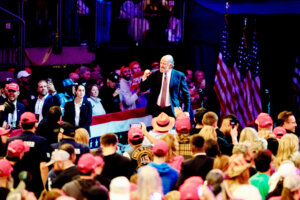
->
[31, 80, 56, 124]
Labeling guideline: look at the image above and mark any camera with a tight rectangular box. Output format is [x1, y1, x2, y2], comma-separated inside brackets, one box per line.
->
[230, 119, 238, 127]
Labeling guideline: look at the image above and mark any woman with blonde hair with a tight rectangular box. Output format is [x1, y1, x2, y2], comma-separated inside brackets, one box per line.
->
[239, 127, 259, 143]
[274, 134, 299, 169]
[199, 126, 217, 141]
[161, 133, 184, 172]
[213, 155, 230, 172]
[135, 166, 163, 200]
[225, 154, 261, 200]
[75, 128, 90, 146]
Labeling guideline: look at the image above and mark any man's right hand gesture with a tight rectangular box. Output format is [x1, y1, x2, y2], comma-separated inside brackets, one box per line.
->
[142, 69, 152, 81]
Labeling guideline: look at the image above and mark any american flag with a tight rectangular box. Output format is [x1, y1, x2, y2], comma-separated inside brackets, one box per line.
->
[214, 24, 235, 116]
[214, 21, 262, 128]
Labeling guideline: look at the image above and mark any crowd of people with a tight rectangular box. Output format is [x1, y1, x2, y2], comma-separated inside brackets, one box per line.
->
[1, 54, 300, 200]
[0, 104, 299, 199]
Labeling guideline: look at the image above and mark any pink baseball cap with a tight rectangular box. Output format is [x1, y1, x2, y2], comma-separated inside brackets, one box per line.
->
[179, 183, 200, 200]
[255, 113, 273, 128]
[175, 115, 191, 133]
[6, 83, 19, 91]
[128, 126, 143, 141]
[77, 153, 104, 173]
[7, 139, 30, 157]
[152, 140, 169, 156]
[0, 159, 14, 177]
[20, 112, 38, 124]
[273, 127, 287, 139]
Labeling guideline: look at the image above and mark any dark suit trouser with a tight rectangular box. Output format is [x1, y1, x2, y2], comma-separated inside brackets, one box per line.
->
[152, 105, 174, 118]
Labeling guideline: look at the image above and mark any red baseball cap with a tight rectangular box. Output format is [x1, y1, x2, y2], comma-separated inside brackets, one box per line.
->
[179, 183, 200, 200]
[6, 83, 19, 91]
[152, 140, 169, 156]
[20, 112, 38, 124]
[7, 139, 30, 157]
[255, 113, 273, 128]
[120, 66, 130, 73]
[0, 159, 14, 177]
[273, 127, 287, 139]
[0, 127, 12, 136]
[175, 116, 191, 133]
[129, 61, 139, 69]
[128, 126, 143, 141]
[77, 153, 104, 173]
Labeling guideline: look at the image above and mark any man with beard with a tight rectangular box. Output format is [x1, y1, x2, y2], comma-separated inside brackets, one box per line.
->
[2, 83, 25, 129]
[120, 66, 140, 110]
[29, 80, 58, 124]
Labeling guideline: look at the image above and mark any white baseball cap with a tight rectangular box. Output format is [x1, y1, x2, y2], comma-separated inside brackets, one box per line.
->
[45, 149, 70, 166]
[17, 70, 31, 79]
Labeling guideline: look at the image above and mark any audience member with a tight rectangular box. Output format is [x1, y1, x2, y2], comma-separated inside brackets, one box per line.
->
[69, 72, 79, 83]
[75, 128, 90, 146]
[77, 66, 91, 87]
[255, 112, 274, 139]
[175, 135, 214, 188]
[109, 176, 130, 200]
[142, 112, 175, 146]
[36, 106, 62, 144]
[213, 154, 230, 172]
[175, 115, 193, 160]
[250, 149, 273, 200]
[274, 133, 299, 169]
[129, 61, 148, 109]
[16, 70, 33, 107]
[267, 160, 298, 199]
[5, 112, 49, 197]
[30, 80, 58, 124]
[50, 122, 90, 163]
[100, 133, 135, 180]
[146, 140, 178, 194]
[63, 84, 92, 133]
[225, 154, 261, 200]
[46, 149, 80, 190]
[161, 133, 184, 172]
[62, 153, 108, 200]
[135, 166, 163, 200]
[205, 139, 221, 158]
[99, 72, 121, 113]
[0, 158, 14, 199]
[190, 107, 208, 135]
[123, 125, 153, 171]
[87, 84, 106, 116]
[120, 66, 139, 110]
[3, 83, 25, 129]
[273, 126, 287, 139]
[277, 110, 298, 136]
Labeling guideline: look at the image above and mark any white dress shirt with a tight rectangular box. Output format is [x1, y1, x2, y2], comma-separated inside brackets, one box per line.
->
[74, 99, 83, 127]
[157, 69, 172, 107]
[35, 94, 48, 123]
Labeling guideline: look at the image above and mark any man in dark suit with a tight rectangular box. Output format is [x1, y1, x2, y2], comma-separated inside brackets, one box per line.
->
[140, 54, 191, 118]
[29, 80, 58, 124]
[2, 83, 25, 129]
[175, 135, 214, 189]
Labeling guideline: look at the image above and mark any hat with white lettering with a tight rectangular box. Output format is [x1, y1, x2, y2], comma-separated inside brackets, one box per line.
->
[46, 149, 70, 166]
[7, 139, 30, 157]
[60, 122, 75, 137]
